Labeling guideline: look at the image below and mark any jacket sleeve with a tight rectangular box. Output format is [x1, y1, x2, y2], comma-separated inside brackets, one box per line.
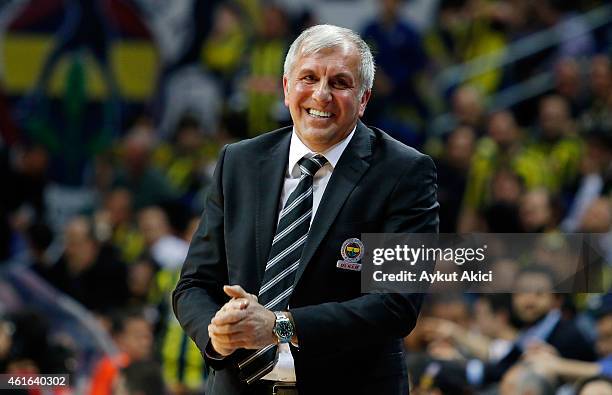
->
[172, 145, 231, 369]
[290, 154, 439, 356]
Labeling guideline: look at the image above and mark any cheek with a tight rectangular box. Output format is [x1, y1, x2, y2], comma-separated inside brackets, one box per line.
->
[292, 84, 310, 98]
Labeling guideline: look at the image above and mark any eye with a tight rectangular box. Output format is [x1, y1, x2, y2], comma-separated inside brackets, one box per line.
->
[302, 75, 316, 83]
[332, 79, 350, 89]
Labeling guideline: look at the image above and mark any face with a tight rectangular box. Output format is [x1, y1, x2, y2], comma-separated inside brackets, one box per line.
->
[579, 381, 612, 395]
[519, 191, 552, 231]
[596, 315, 612, 357]
[116, 318, 153, 361]
[539, 98, 568, 139]
[488, 112, 518, 148]
[492, 170, 522, 204]
[64, 219, 97, 272]
[452, 87, 483, 126]
[283, 46, 371, 152]
[446, 126, 475, 169]
[106, 189, 132, 226]
[138, 208, 169, 245]
[512, 272, 555, 325]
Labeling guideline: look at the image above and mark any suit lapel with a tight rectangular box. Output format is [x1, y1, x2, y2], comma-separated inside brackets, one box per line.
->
[293, 121, 374, 287]
[255, 130, 292, 287]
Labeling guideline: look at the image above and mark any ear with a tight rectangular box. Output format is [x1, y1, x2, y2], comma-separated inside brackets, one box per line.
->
[358, 89, 372, 117]
[283, 75, 290, 107]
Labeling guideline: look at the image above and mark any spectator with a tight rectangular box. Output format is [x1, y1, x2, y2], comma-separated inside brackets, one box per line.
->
[0, 143, 50, 262]
[581, 55, 612, 132]
[421, 294, 517, 363]
[429, 85, 486, 138]
[361, 0, 428, 143]
[201, 2, 249, 96]
[533, 0, 595, 62]
[483, 168, 524, 232]
[436, 126, 476, 232]
[459, 111, 548, 231]
[452, 86, 487, 136]
[528, 95, 583, 193]
[553, 58, 588, 117]
[135, 206, 204, 393]
[499, 362, 556, 395]
[523, 293, 612, 382]
[0, 142, 50, 224]
[95, 188, 144, 264]
[113, 129, 178, 210]
[519, 188, 561, 232]
[89, 308, 155, 395]
[138, 206, 188, 271]
[116, 359, 166, 395]
[562, 123, 612, 231]
[44, 216, 129, 314]
[0, 310, 72, 376]
[243, 3, 289, 136]
[152, 114, 215, 211]
[126, 254, 158, 309]
[473, 266, 597, 386]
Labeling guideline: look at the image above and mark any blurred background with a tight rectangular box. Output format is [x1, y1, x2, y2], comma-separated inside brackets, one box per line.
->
[0, 0, 611, 394]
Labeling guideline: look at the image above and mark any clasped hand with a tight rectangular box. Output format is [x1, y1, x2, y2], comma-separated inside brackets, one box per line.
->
[208, 285, 277, 356]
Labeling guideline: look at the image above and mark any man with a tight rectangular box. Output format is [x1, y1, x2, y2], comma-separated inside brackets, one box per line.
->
[173, 24, 439, 395]
[45, 216, 129, 313]
[471, 266, 597, 387]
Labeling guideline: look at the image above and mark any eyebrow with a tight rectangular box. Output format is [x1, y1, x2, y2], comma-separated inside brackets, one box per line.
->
[333, 73, 354, 81]
[297, 69, 355, 82]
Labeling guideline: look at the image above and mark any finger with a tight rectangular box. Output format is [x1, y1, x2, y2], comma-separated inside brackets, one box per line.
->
[210, 343, 234, 356]
[209, 329, 248, 347]
[221, 298, 250, 312]
[210, 338, 238, 356]
[210, 322, 247, 335]
[224, 285, 250, 299]
[224, 285, 258, 304]
[210, 333, 247, 347]
[212, 309, 248, 325]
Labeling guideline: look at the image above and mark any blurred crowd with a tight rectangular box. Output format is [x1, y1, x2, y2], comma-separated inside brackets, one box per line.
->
[0, 0, 611, 394]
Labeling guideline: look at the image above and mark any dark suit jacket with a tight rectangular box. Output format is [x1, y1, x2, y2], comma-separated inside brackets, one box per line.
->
[172, 122, 439, 395]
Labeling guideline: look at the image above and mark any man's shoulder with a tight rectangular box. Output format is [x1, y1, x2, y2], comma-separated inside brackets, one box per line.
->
[368, 125, 429, 162]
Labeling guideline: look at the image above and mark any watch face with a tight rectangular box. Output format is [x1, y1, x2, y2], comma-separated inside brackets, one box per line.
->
[276, 320, 293, 340]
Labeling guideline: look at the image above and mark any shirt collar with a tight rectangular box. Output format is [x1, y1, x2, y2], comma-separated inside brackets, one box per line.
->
[287, 125, 356, 178]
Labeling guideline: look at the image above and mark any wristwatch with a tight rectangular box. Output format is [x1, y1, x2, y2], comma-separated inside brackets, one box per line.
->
[273, 311, 294, 344]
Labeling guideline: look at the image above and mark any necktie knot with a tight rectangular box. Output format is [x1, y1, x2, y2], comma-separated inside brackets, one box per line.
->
[298, 154, 328, 177]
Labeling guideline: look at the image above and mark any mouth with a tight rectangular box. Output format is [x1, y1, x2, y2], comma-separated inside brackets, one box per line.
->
[306, 108, 334, 119]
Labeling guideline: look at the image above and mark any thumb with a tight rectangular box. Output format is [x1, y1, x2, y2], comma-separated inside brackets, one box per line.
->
[223, 285, 249, 299]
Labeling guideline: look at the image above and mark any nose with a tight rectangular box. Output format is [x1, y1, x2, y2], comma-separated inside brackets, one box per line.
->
[312, 81, 332, 103]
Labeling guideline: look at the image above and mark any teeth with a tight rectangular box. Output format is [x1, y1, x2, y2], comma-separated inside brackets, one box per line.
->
[308, 109, 333, 118]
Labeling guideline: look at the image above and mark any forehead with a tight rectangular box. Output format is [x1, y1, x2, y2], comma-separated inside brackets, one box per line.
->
[515, 272, 553, 291]
[292, 45, 360, 76]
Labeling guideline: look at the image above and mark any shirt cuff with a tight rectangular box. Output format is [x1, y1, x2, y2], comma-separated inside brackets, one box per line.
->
[466, 359, 484, 386]
[205, 340, 227, 361]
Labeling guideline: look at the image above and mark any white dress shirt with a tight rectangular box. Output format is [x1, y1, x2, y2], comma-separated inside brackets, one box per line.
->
[262, 126, 356, 382]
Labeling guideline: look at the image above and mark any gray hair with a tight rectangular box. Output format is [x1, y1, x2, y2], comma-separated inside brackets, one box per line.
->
[283, 24, 375, 97]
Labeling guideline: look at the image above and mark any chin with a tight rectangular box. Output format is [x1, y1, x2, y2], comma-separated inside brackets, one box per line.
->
[302, 130, 333, 142]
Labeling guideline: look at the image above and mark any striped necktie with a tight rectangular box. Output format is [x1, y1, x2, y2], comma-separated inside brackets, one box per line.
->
[238, 154, 328, 384]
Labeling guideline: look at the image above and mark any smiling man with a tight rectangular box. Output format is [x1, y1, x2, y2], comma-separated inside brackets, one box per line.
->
[173, 24, 439, 395]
